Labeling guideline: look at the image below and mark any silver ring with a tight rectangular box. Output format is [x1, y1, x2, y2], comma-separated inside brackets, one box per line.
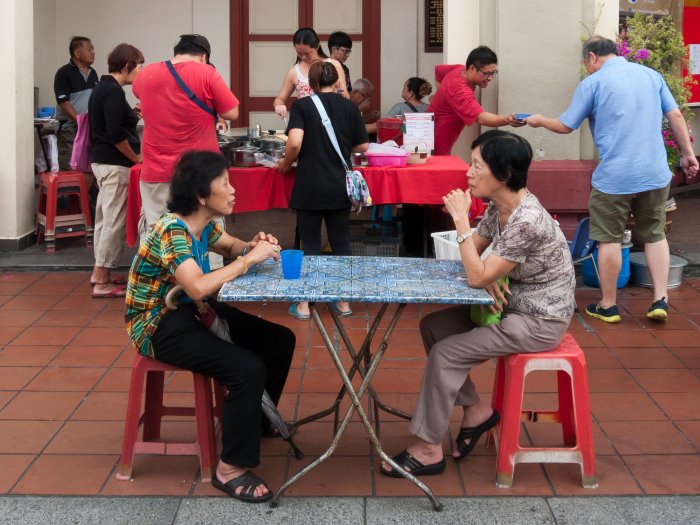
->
[274, 246, 280, 252]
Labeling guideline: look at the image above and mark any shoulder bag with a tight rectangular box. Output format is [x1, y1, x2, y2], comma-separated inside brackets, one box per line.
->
[164, 61, 216, 120]
[309, 94, 372, 213]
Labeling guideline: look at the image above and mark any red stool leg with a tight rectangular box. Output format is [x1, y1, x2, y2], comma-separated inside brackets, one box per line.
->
[557, 370, 576, 446]
[495, 356, 526, 488]
[44, 174, 58, 252]
[142, 370, 165, 441]
[487, 357, 506, 447]
[571, 356, 597, 488]
[116, 355, 147, 480]
[194, 374, 218, 482]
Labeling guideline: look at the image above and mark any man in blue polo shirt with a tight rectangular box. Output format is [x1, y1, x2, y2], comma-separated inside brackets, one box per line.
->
[526, 36, 698, 323]
[54, 36, 98, 171]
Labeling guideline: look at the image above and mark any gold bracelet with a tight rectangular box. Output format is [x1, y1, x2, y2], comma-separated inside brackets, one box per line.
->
[237, 255, 249, 274]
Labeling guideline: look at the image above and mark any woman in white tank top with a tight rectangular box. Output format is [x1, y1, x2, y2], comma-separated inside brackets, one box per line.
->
[273, 27, 348, 120]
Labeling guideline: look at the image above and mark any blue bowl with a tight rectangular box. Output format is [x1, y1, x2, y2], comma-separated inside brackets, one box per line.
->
[37, 111, 53, 118]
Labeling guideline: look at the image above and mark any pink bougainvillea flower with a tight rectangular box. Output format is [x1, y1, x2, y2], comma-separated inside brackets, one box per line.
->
[633, 49, 650, 61]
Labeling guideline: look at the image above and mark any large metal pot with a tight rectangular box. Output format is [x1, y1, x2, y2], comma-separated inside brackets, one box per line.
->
[251, 135, 286, 153]
[231, 146, 261, 167]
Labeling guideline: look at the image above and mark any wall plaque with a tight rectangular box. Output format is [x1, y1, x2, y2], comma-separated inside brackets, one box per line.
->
[425, 0, 443, 53]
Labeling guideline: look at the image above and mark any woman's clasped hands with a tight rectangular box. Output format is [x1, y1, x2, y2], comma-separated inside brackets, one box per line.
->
[244, 231, 282, 263]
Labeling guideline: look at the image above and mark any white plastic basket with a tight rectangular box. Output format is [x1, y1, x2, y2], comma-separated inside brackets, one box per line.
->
[431, 230, 460, 260]
[431, 229, 493, 261]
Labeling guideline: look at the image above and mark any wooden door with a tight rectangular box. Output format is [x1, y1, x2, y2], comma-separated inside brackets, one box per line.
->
[230, 0, 380, 128]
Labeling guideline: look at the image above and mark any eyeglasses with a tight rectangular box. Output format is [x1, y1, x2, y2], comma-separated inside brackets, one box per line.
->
[477, 67, 498, 79]
[336, 47, 352, 55]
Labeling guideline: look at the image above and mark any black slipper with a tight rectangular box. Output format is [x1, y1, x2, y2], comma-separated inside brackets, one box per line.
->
[211, 471, 273, 503]
[453, 409, 500, 462]
[381, 449, 446, 478]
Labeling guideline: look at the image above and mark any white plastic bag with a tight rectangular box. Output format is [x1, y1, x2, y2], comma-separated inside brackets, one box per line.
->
[42, 134, 59, 172]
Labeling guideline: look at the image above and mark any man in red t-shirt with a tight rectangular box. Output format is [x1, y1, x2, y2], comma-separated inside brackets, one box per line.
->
[428, 46, 523, 155]
[133, 34, 239, 238]
[404, 47, 523, 256]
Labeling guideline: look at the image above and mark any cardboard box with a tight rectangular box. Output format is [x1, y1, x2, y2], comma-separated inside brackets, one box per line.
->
[619, 0, 672, 15]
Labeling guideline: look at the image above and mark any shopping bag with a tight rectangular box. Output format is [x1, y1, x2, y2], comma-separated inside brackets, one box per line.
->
[69, 113, 92, 172]
[345, 169, 372, 213]
[470, 275, 509, 326]
[42, 134, 59, 172]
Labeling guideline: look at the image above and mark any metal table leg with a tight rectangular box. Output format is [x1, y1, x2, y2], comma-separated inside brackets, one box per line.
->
[271, 303, 443, 511]
[288, 302, 412, 438]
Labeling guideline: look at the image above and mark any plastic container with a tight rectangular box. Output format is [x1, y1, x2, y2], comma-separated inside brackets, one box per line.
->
[366, 153, 408, 167]
[581, 243, 631, 289]
[431, 230, 461, 260]
[377, 118, 404, 145]
[629, 252, 687, 289]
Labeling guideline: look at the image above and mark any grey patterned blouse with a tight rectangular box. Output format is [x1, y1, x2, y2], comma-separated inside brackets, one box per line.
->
[475, 192, 576, 319]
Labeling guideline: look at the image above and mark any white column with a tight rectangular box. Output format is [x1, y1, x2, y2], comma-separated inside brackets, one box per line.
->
[443, 0, 481, 160]
[444, 0, 480, 63]
[0, 0, 35, 250]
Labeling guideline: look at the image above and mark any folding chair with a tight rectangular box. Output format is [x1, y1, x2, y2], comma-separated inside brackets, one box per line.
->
[569, 217, 599, 284]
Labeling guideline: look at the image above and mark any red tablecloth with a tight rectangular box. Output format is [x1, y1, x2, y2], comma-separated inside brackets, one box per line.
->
[126, 155, 470, 246]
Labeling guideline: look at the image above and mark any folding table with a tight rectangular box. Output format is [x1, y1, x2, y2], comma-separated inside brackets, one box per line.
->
[218, 255, 493, 511]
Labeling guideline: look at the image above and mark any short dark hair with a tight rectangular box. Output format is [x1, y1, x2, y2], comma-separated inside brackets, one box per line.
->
[167, 151, 229, 215]
[69, 36, 91, 58]
[328, 31, 352, 50]
[582, 36, 618, 62]
[406, 77, 432, 100]
[471, 130, 532, 192]
[466, 45, 498, 70]
[174, 34, 211, 63]
[107, 43, 144, 74]
[309, 61, 339, 92]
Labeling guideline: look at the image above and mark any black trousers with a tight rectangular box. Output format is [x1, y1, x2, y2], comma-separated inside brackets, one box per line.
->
[296, 208, 351, 256]
[151, 300, 295, 468]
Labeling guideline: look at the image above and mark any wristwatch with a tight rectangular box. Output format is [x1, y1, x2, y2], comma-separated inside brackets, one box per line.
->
[456, 230, 473, 243]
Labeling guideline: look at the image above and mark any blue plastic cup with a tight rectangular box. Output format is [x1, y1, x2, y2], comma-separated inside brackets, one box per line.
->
[281, 249, 303, 279]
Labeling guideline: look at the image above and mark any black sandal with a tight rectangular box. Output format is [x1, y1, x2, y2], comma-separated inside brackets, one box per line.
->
[381, 449, 446, 478]
[211, 471, 273, 503]
[453, 410, 500, 462]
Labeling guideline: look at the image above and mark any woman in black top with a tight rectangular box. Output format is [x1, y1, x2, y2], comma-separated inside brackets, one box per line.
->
[88, 43, 144, 298]
[278, 61, 369, 319]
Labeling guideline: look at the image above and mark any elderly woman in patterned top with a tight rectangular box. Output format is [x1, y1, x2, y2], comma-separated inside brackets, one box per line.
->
[382, 130, 576, 478]
[125, 151, 295, 502]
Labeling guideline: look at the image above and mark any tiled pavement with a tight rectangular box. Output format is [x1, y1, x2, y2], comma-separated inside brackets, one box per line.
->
[0, 270, 699, 504]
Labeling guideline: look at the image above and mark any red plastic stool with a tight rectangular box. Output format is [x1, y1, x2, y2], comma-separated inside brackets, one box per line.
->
[490, 333, 597, 489]
[36, 171, 93, 252]
[116, 352, 226, 482]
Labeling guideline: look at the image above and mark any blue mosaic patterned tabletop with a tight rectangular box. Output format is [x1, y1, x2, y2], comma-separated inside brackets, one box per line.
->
[218, 255, 494, 305]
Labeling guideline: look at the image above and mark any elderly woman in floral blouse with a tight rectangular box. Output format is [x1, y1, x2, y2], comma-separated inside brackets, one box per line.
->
[382, 130, 576, 478]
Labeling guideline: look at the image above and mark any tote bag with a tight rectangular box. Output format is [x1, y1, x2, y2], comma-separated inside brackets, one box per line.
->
[69, 113, 92, 172]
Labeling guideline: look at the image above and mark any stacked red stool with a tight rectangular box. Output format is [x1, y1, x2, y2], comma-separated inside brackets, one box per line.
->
[36, 171, 93, 252]
[489, 333, 597, 489]
[116, 352, 226, 482]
